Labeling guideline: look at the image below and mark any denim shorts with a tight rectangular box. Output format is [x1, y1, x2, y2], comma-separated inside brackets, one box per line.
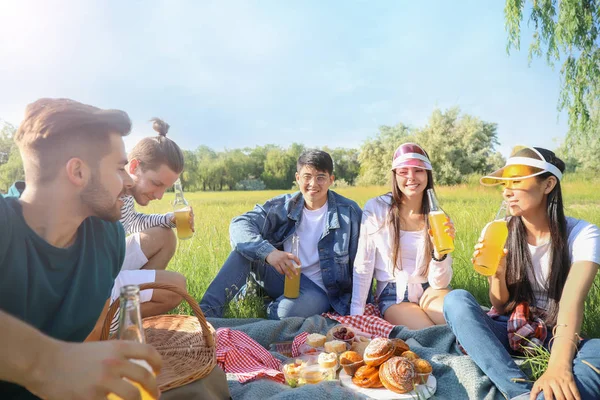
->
[377, 281, 430, 316]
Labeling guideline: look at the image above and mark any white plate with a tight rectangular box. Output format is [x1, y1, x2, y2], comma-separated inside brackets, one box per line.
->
[339, 370, 436, 400]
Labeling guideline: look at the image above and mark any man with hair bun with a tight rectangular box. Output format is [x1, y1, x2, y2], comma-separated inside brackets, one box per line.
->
[109, 117, 191, 327]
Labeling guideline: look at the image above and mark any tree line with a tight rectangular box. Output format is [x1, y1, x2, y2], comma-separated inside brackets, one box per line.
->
[1, 106, 599, 193]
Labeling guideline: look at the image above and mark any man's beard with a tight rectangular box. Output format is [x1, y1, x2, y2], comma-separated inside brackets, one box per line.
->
[80, 172, 122, 222]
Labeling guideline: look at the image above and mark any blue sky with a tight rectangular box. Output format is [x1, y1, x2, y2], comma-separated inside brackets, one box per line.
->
[0, 0, 567, 156]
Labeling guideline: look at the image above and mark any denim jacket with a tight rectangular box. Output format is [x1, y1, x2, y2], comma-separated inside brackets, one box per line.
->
[230, 190, 362, 315]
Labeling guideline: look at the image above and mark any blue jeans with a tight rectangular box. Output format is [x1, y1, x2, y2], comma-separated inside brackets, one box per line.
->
[444, 289, 600, 400]
[200, 250, 331, 319]
[377, 282, 430, 316]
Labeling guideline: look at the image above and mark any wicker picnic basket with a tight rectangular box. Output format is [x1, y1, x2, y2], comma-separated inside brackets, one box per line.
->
[100, 282, 217, 392]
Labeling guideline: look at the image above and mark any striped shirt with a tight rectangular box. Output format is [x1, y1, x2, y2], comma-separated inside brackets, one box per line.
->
[119, 195, 175, 235]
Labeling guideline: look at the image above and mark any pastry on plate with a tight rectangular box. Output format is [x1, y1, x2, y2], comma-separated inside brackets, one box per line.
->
[317, 352, 338, 369]
[352, 365, 383, 388]
[339, 351, 364, 377]
[413, 358, 432, 384]
[379, 356, 416, 394]
[324, 340, 347, 354]
[390, 338, 410, 356]
[400, 350, 419, 361]
[306, 333, 327, 348]
[363, 337, 395, 367]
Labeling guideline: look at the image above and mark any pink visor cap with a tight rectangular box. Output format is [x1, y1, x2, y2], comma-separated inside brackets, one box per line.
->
[391, 143, 433, 171]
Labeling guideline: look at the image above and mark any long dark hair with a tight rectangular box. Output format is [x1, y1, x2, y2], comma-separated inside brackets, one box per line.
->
[387, 167, 435, 273]
[503, 148, 568, 326]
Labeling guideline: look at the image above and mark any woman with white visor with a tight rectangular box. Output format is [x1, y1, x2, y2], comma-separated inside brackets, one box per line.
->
[351, 142, 455, 329]
[444, 146, 600, 400]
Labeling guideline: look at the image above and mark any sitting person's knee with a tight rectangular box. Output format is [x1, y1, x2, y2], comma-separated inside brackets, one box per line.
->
[443, 289, 470, 315]
[163, 227, 177, 247]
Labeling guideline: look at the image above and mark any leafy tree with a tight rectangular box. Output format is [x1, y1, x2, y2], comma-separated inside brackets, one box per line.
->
[180, 150, 199, 190]
[195, 145, 219, 191]
[0, 120, 16, 166]
[505, 0, 600, 134]
[356, 123, 412, 186]
[0, 121, 24, 192]
[323, 146, 360, 185]
[413, 108, 504, 185]
[557, 98, 600, 172]
[221, 149, 250, 190]
[262, 147, 296, 189]
[356, 108, 503, 186]
[0, 146, 24, 192]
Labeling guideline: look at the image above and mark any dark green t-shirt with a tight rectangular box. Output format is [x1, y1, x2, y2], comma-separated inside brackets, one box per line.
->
[0, 194, 125, 399]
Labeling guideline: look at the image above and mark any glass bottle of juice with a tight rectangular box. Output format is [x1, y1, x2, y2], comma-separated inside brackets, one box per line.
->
[284, 234, 301, 299]
[173, 179, 193, 240]
[107, 285, 156, 400]
[473, 201, 509, 276]
[427, 189, 454, 255]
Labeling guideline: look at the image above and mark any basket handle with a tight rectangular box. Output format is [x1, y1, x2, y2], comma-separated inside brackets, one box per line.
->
[100, 282, 215, 347]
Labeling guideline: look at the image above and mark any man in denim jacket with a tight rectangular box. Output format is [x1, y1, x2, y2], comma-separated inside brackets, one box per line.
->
[200, 150, 362, 319]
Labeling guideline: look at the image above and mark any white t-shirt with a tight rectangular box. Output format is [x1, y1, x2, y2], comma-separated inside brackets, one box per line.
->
[284, 202, 328, 291]
[526, 217, 600, 310]
[399, 230, 424, 276]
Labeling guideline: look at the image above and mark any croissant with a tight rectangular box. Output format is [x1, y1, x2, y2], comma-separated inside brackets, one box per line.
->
[351, 365, 383, 388]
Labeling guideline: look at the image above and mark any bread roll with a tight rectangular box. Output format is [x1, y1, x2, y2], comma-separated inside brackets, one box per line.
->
[306, 333, 326, 348]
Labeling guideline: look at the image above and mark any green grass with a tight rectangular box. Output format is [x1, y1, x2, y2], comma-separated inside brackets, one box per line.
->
[144, 178, 600, 336]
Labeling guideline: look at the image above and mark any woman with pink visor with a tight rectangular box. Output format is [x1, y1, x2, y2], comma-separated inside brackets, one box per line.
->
[444, 146, 600, 400]
[350, 142, 455, 329]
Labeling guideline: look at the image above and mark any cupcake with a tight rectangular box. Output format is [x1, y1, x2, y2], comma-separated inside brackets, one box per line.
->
[306, 333, 327, 348]
[363, 338, 395, 367]
[351, 336, 371, 357]
[401, 350, 419, 361]
[413, 359, 433, 384]
[391, 338, 410, 356]
[339, 351, 364, 377]
[318, 352, 338, 369]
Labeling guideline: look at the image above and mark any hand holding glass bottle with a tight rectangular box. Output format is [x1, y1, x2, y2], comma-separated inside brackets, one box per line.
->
[472, 201, 510, 276]
[108, 285, 160, 400]
[426, 189, 455, 256]
[172, 179, 195, 240]
[283, 234, 302, 299]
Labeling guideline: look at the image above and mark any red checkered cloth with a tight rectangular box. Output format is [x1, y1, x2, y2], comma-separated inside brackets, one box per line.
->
[488, 302, 547, 352]
[322, 303, 395, 339]
[292, 332, 309, 357]
[290, 303, 394, 357]
[216, 328, 284, 384]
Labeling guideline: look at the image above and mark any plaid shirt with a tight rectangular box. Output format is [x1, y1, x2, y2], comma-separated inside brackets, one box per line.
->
[488, 302, 547, 353]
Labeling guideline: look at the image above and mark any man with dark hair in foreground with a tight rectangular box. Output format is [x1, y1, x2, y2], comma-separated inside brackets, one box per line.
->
[0, 98, 161, 400]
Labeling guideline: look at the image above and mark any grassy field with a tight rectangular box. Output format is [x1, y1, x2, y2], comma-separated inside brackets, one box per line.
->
[144, 177, 600, 337]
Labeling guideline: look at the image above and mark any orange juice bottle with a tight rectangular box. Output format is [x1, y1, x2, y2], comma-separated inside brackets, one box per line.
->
[473, 201, 509, 276]
[173, 179, 193, 240]
[108, 285, 156, 400]
[284, 234, 301, 298]
[427, 189, 454, 255]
